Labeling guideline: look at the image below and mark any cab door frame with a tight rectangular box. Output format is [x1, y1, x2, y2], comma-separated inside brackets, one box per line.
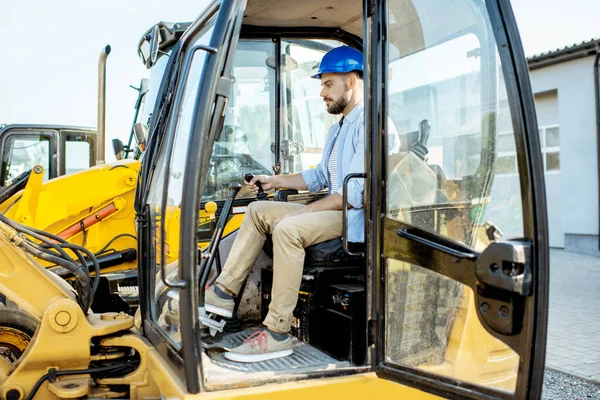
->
[366, 0, 549, 398]
[135, 0, 248, 394]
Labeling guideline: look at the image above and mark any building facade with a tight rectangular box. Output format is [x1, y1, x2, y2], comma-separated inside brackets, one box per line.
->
[528, 39, 600, 255]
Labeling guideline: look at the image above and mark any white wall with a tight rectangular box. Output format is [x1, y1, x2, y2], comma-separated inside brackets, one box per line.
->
[529, 56, 598, 253]
[533, 91, 563, 247]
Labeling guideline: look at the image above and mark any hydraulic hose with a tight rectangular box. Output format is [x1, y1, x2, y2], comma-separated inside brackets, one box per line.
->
[19, 241, 91, 311]
[0, 213, 98, 311]
[54, 243, 101, 300]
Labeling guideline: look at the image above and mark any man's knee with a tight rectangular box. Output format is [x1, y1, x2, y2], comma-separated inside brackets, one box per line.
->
[246, 200, 274, 216]
[272, 219, 302, 245]
[246, 201, 269, 224]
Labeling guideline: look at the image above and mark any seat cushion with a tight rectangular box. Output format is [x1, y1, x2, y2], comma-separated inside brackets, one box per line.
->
[305, 237, 346, 263]
[263, 235, 364, 265]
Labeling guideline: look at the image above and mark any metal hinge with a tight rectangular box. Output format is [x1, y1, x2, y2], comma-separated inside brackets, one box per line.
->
[215, 76, 232, 97]
[136, 212, 148, 229]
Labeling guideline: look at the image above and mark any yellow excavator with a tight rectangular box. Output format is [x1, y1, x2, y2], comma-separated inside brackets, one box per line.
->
[0, 0, 550, 399]
[0, 22, 195, 317]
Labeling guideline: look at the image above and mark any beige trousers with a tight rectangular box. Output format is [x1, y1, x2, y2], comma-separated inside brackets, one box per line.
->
[216, 201, 343, 332]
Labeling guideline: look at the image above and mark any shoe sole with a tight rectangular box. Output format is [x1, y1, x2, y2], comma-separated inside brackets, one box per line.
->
[224, 348, 293, 363]
[205, 303, 233, 318]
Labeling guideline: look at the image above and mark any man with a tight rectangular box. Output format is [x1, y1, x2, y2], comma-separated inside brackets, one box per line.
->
[205, 46, 365, 363]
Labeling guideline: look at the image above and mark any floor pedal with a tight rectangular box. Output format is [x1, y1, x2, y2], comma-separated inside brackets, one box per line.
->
[200, 308, 226, 336]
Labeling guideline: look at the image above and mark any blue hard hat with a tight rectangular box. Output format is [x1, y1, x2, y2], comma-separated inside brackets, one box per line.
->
[311, 46, 363, 79]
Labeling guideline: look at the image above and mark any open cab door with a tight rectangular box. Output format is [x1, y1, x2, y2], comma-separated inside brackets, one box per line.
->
[370, 0, 549, 398]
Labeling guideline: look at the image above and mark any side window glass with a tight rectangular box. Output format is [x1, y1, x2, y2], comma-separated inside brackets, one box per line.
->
[280, 40, 343, 174]
[386, 29, 524, 242]
[147, 18, 216, 347]
[64, 133, 92, 175]
[3, 134, 51, 184]
[202, 40, 276, 201]
[383, 0, 525, 393]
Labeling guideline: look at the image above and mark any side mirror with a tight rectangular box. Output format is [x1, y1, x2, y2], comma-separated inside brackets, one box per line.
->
[133, 123, 148, 151]
[112, 139, 125, 160]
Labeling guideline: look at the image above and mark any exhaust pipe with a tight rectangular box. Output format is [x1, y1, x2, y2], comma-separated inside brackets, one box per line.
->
[97, 45, 111, 165]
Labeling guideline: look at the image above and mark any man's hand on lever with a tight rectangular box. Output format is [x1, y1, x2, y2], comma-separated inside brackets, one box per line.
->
[246, 174, 275, 191]
[244, 173, 309, 197]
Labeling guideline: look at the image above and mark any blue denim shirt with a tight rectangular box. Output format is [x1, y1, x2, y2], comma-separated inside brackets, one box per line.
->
[301, 102, 365, 243]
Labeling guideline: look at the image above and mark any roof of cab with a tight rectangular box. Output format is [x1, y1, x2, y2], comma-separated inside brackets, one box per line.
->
[242, 0, 363, 37]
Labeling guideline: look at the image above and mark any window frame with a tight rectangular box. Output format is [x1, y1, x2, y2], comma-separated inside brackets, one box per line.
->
[539, 124, 560, 173]
[137, 1, 225, 392]
[59, 130, 96, 176]
[0, 129, 58, 185]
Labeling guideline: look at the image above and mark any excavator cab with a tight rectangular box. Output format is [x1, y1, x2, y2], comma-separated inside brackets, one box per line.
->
[134, 0, 548, 398]
[0, 124, 96, 185]
[0, 0, 549, 398]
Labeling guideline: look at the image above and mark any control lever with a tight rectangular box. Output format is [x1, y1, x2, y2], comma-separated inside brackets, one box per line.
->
[411, 119, 430, 161]
[199, 182, 241, 335]
[244, 173, 268, 200]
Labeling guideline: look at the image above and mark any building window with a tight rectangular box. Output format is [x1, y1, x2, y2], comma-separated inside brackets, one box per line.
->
[540, 125, 560, 172]
[495, 126, 559, 175]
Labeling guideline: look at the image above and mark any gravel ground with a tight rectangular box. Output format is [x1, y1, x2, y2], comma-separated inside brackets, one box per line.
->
[543, 369, 600, 399]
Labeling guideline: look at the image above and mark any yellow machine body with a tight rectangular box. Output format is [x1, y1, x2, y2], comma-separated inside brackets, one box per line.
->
[0, 219, 437, 399]
[0, 160, 140, 275]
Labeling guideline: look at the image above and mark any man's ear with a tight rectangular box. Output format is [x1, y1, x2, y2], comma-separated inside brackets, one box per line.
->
[345, 72, 358, 89]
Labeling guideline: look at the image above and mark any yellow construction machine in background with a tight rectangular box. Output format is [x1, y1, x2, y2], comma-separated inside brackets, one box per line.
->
[0, 22, 195, 315]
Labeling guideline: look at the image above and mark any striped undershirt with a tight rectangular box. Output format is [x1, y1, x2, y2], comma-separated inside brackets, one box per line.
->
[327, 117, 344, 192]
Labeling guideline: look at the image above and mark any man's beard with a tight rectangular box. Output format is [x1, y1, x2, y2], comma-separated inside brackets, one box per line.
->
[326, 93, 350, 115]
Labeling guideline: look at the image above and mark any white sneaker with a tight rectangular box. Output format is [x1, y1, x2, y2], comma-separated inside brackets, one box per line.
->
[224, 330, 293, 363]
[204, 286, 234, 318]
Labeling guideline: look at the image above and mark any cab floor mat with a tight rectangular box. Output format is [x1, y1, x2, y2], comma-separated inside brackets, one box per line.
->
[202, 328, 350, 385]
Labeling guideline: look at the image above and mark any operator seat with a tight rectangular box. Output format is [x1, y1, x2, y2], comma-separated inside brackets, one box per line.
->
[262, 234, 364, 268]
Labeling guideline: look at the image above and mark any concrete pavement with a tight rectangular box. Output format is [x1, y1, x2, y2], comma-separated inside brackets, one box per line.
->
[546, 249, 600, 381]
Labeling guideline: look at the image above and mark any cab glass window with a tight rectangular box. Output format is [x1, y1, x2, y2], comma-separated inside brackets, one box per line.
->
[64, 132, 93, 175]
[202, 40, 275, 202]
[147, 16, 216, 347]
[2, 134, 51, 184]
[280, 39, 342, 174]
[141, 51, 172, 128]
[383, 0, 524, 393]
[199, 38, 345, 200]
